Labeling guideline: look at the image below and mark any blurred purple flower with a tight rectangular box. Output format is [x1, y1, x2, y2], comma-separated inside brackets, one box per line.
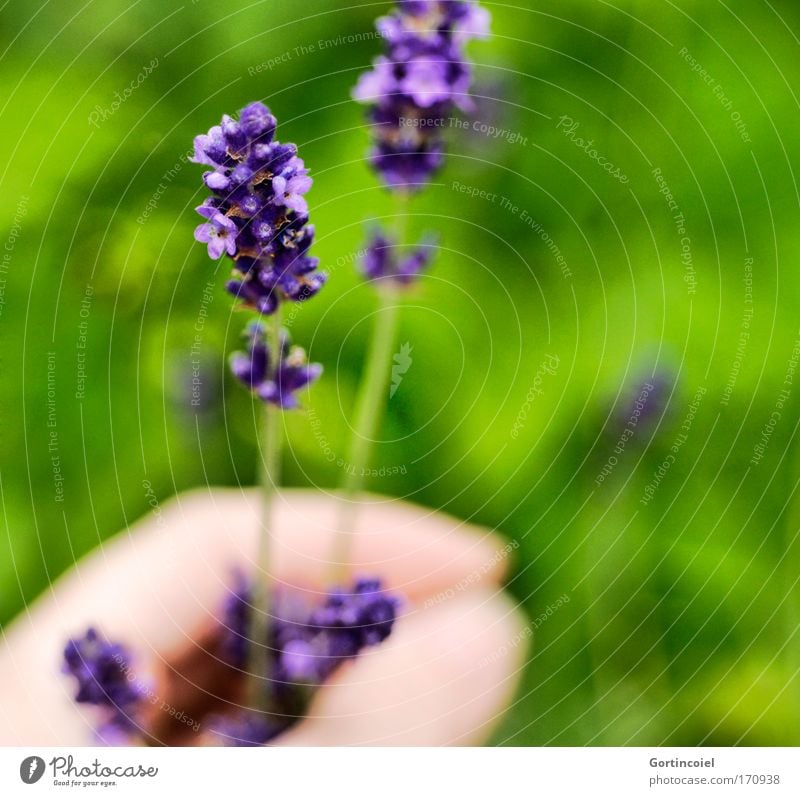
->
[65, 579, 400, 747]
[229, 321, 322, 409]
[617, 372, 673, 435]
[361, 227, 437, 285]
[214, 576, 401, 745]
[354, 0, 489, 190]
[63, 628, 143, 708]
[255, 577, 399, 680]
[62, 628, 146, 745]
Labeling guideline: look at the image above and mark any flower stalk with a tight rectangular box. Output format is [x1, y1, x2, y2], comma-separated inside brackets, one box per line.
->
[333, 283, 402, 575]
[191, 102, 324, 713]
[332, 1, 490, 572]
[246, 311, 283, 711]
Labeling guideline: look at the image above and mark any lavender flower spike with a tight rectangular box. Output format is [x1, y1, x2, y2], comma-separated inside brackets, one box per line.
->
[354, 1, 490, 190]
[230, 321, 322, 409]
[192, 101, 326, 314]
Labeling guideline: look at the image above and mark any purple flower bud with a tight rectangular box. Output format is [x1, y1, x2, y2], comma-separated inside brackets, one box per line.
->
[362, 230, 394, 280]
[203, 170, 230, 192]
[237, 193, 262, 217]
[221, 114, 246, 153]
[191, 125, 227, 166]
[239, 102, 277, 141]
[229, 163, 254, 186]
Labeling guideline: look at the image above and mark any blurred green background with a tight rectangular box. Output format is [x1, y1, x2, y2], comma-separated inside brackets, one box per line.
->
[2, 0, 799, 745]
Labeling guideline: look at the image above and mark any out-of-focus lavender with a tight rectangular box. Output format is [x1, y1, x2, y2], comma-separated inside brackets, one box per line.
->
[353, 0, 490, 190]
[229, 321, 322, 409]
[616, 373, 672, 436]
[221, 576, 399, 684]
[213, 576, 399, 746]
[63, 579, 399, 747]
[361, 228, 438, 285]
[62, 628, 146, 744]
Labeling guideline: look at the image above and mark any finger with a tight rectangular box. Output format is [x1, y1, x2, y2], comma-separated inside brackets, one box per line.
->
[276, 587, 529, 746]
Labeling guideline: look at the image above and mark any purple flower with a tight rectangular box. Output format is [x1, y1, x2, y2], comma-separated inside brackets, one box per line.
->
[364, 104, 447, 189]
[192, 125, 227, 166]
[243, 577, 399, 685]
[65, 578, 400, 746]
[230, 321, 322, 409]
[311, 577, 400, 650]
[267, 578, 401, 686]
[209, 576, 399, 745]
[392, 1, 490, 44]
[62, 629, 144, 709]
[272, 578, 401, 683]
[62, 629, 145, 745]
[191, 102, 325, 314]
[194, 207, 238, 259]
[354, 1, 490, 190]
[361, 227, 437, 284]
[272, 157, 313, 215]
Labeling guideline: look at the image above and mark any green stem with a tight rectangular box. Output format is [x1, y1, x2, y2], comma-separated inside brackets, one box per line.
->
[246, 309, 283, 713]
[393, 194, 410, 254]
[331, 286, 401, 577]
[331, 194, 410, 578]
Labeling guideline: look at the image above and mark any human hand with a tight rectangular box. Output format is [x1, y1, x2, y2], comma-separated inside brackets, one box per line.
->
[0, 489, 528, 746]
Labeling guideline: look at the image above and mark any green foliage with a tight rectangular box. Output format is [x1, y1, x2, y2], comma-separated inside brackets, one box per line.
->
[1, 0, 798, 745]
